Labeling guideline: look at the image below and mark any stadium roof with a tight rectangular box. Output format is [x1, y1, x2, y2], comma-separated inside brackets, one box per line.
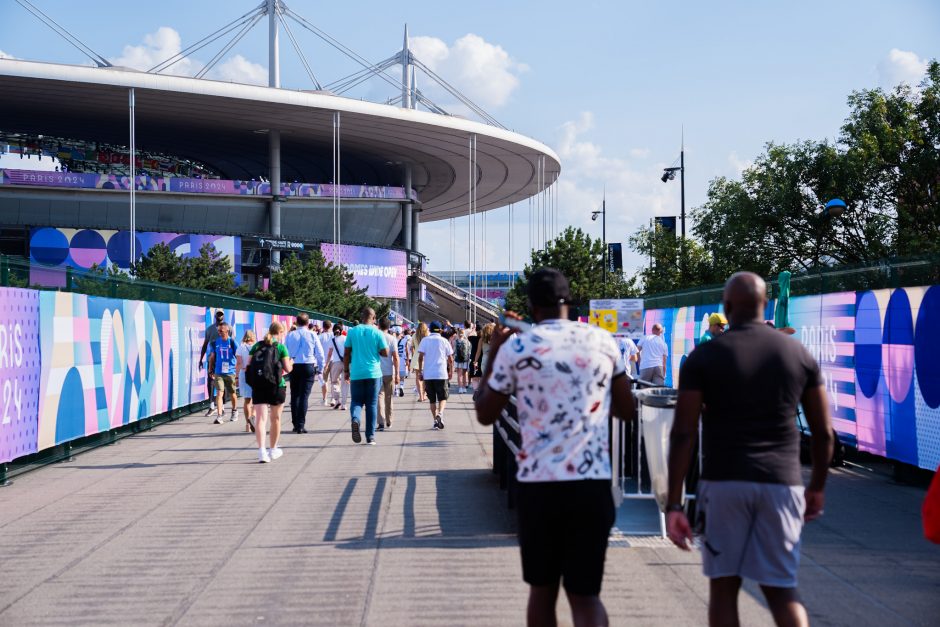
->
[0, 59, 561, 222]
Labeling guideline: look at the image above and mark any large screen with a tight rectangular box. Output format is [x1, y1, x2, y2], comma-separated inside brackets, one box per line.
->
[320, 243, 407, 299]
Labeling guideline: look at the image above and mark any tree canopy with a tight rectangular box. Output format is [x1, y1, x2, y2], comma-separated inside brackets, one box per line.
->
[629, 59, 940, 293]
[505, 226, 638, 317]
[262, 250, 389, 321]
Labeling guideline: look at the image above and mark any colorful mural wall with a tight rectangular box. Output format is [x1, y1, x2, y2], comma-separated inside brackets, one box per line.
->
[0, 286, 295, 464]
[643, 285, 940, 471]
[28, 227, 241, 287]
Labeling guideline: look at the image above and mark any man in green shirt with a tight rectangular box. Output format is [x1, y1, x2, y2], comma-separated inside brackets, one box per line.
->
[699, 312, 727, 344]
[344, 307, 389, 445]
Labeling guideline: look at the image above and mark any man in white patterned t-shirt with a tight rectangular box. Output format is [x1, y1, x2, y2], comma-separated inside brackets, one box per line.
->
[474, 268, 636, 627]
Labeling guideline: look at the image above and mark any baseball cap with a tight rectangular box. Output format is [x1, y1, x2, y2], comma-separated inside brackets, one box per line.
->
[214, 309, 225, 319]
[429, 321, 442, 332]
[527, 268, 571, 307]
[708, 313, 727, 326]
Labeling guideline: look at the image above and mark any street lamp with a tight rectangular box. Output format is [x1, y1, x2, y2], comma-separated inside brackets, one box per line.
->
[661, 147, 685, 277]
[591, 195, 606, 292]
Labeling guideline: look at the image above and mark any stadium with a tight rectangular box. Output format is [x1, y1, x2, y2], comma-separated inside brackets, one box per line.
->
[0, 1, 560, 323]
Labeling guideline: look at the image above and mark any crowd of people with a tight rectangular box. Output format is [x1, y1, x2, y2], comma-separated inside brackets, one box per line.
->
[197, 265, 838, 627]
[199, 309, 494, 456]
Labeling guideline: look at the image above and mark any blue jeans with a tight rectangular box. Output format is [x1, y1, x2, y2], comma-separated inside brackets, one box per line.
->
[349, 377, 381, 440]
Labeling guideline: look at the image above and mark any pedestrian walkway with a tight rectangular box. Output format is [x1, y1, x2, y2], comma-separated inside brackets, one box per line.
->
[0, 392, 936, 626]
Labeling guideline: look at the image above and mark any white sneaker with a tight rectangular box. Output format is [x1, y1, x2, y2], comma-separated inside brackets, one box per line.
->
[269, 447, 283, 461]
[230, 412, 238, 423]
[258, 449, 271, 463]
[213, 416, 224, 425]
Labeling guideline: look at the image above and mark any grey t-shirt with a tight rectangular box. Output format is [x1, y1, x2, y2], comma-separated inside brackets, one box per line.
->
[678, 320, 822, 486]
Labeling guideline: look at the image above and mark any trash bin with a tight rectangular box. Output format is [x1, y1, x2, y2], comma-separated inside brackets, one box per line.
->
[635, 388, 679, 511]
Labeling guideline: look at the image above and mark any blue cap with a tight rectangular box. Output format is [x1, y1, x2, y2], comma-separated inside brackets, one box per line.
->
[429, 321, 442, 331]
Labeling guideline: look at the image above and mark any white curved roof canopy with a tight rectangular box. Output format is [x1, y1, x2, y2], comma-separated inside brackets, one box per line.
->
[0, 59, 561, 222]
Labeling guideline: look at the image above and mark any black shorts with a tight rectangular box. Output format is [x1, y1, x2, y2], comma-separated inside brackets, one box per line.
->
[517, 480, 615, 596]
[425, 379, 449, 403]
[251, 385, 286, 406]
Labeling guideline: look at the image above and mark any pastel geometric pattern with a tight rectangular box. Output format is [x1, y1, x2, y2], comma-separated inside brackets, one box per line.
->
[0, 288, 41, 463]
[644, 286, 940, 471]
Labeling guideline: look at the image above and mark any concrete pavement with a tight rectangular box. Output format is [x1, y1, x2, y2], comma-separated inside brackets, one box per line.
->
[0, 388, 936, 626]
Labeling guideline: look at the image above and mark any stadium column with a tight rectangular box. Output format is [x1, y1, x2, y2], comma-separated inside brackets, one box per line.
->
[269, 129, 281, 267]
[403, 164, 413, 250]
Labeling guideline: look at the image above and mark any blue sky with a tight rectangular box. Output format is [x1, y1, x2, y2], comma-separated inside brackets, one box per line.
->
[1, 0, 938, 278]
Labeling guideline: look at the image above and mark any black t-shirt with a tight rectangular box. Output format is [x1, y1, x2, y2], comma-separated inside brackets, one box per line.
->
[678, 321, 822, 485]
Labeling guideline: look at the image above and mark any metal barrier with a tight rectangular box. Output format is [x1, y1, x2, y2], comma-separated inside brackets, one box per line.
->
[492, 397, 521, 508]
[490, 379, 702, 538]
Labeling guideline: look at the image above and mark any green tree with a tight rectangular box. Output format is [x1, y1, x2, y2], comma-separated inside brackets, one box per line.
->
[505, 227, 638, 317]
[684, 60, 939, 281]
[183, 243, 245, 294]
[131, 242, 187, 285]
[628, 223, 721, 293]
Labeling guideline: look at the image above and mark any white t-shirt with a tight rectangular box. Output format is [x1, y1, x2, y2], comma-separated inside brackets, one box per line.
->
[327, 335, 346, 363]
[638, 333, 668, 370]
[236, 341, 252, 386]
[319, 331, 333, 360]
[488, 319, 625, 482]
[379, 332, 397, 377]
[616, 336, 638, 371]
[417, 333, 453, 380]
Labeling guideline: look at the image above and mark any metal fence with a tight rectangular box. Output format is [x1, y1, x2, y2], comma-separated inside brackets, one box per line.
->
[642, 254, 940, 310]
[0, 253, 352, 325]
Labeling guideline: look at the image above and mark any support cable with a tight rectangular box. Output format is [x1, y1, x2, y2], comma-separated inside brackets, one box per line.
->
[14, 0, 112, 67]
[410, 57, 505, 128]
[285, 8, 406, 94]
[149, 5, 264, 73]
[468, 136, 473, 322]
[195, 12, 264, 79]
[329, 56, 398, 94]
[277, 11, 322, 89]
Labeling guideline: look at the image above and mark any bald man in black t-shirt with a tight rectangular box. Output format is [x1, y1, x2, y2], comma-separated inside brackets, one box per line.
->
[665, 272, 833, 627]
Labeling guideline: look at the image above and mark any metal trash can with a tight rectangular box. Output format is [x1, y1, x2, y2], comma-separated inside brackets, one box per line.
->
[635, 388, 679, 511]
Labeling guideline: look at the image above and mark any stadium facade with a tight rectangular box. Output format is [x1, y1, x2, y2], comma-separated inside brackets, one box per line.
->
[0, 16, 559, 320]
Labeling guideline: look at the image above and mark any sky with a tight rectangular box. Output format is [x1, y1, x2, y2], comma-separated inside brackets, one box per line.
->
[1, 0, 938, 278]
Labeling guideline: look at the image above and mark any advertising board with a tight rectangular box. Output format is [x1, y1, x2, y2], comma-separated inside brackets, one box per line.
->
[320, 243, 407, 299]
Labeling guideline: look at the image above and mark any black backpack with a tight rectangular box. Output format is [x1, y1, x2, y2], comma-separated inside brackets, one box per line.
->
[246, 343, 280, 391]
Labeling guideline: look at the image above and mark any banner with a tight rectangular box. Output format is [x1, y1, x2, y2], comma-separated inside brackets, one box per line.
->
[29, 227, 241, 286]
[320, 243, 407, 299]
[589, 299, 644, 337]
[654, 216, 677, 235]
[0, 169, 411, 200]
[643, 285, 940, 471]
[0, 288, 41, 463]
[608, 243, 623, 272]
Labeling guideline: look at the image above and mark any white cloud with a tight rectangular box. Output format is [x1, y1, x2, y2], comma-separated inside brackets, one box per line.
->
[629, 148, 650, 159]
[109, 28, 267, 85]
[728, 151, 753, 177]
[410, 33, 528, 108]
[110, 27, 193, 74]
[211, 54, 267, 85]
[0, 49, 16, 59]
[877, 48, 928, 88]
[418, 111, 681, 279]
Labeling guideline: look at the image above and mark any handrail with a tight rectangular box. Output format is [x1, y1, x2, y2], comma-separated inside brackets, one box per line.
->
[413, 269, 500, 318]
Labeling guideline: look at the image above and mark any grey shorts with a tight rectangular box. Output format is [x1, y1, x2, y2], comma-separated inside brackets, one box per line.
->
[696, 480, 805, 588]
[639, 366, 665, 386]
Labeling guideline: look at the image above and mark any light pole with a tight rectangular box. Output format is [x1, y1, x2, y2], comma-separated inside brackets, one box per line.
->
[661, 147, 685, 277]
[591, 195, 606, 293]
